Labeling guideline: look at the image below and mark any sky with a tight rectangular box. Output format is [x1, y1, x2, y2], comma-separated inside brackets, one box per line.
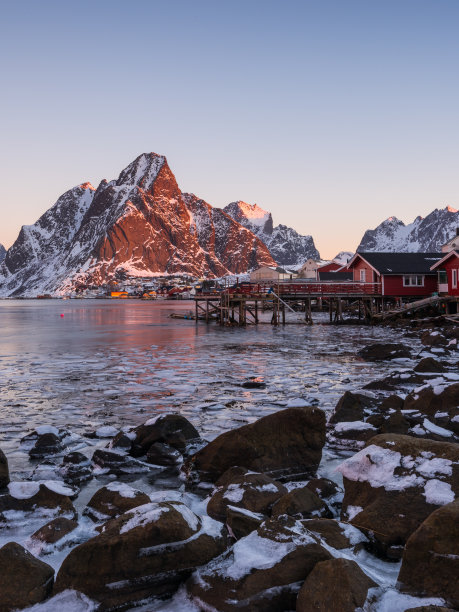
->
[0, 0, 458, 259]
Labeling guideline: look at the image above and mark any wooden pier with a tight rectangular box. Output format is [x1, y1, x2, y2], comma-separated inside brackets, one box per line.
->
[194, 281, 459, 326]
[194, 281, 388, 326]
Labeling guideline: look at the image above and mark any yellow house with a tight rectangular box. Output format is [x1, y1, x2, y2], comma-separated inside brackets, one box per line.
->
[111, 291, 129, 299]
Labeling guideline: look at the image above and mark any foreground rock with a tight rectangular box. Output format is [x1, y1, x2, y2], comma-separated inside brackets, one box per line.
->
[358, 343, 411, 361]
[207, 472, 286, 522]
[296, 558, 377, 612]
[337, 434, 459, 558]
[0, 481, 76, 523]
[187, 516, 331, 611]
[329, 391, 377, 424]
[130, 414, 200, 457]
[403, 383, 459, 436]
[84, 483, 150, 522]
[54, 501, 226, 609]
[0, 449, 9, 489]
[30, 517, 78, 547]
[398, 500, 459, 607]
[186, 407, 326, 483]
[0, 542, 54, 611]
[271, 485, 332, 519]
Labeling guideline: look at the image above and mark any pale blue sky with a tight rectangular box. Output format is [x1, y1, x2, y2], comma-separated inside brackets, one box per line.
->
[1, 0, 458, 258]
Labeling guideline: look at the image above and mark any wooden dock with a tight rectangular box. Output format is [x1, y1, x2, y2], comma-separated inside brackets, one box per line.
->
[193, 282, 459, 327]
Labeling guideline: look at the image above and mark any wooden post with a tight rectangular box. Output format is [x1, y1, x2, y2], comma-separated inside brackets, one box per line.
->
[329, 298, 333, 323]
[195, 299, 198, 323]
[282, 303, 286, 325]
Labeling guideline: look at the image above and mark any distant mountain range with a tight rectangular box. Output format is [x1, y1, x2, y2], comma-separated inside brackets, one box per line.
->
[0, 154, 317, 296]
[223, 201, 319, 268]
[357, 206, 459, 252]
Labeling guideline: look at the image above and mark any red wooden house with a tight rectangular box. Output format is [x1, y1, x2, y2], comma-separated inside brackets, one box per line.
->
[347, 252, 442, 298]
[430, 250, 459, 297]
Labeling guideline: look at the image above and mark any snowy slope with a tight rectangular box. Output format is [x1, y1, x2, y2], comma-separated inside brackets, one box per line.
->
[357, 207, 459, 252]
[224, 201, 319, 266]
[0, 244, 5, 263]
[0, 154, 276, 296]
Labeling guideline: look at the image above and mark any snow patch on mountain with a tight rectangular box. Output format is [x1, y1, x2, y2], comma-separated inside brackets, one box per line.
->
[357, 207, 459, 252]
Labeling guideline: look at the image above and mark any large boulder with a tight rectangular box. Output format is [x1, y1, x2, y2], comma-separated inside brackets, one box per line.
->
[207, 472, 286, 522]
[186, 407, 326, 483]
[357, 343, 411, 361]
[398, 500, 459, 607]
[130, 414, 200, 457]
[187, 516, 332, 611]
[91, 449, 150, 476]
[54, 501, 226, 610]
[0, 542, 54, 611]
[84, 482, 151, 522]
[59, 451, 92, 485]
[296, 558, 377, 612]
[0, 481, 76, 523]
[337, 434, 459, 558]
[414, 357, 445, 373]
[0, 449, 9, 490]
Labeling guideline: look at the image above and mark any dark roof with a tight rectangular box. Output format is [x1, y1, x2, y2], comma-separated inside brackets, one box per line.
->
[356, 252, 442, 275]
[318, 271, 353, 281]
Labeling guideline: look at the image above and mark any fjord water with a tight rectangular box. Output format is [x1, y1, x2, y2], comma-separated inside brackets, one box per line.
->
[0, 299, 419, 478]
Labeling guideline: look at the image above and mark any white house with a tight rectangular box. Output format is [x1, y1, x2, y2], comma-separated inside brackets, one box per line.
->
[249, 266, 297, 282]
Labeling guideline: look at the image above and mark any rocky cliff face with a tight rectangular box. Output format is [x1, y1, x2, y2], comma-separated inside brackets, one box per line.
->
[357, 207, 459, 252]
[0, 154, 276, 296]
[224, 201, 319, 267]
[0, 244, 6, 263]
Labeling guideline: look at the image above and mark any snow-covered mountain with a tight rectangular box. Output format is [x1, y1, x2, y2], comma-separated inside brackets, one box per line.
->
[333, 251, 354, 266]
[0, 154, 275, 296]
[0, 244, 6, 263]
[224, 201, 319, 267]
[357, 206, 459, 252]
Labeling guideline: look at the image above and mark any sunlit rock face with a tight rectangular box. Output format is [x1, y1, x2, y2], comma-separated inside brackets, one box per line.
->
[224, 200, 320, 267]
[357, 206, 459, 252]
[0, 154, 276, 296]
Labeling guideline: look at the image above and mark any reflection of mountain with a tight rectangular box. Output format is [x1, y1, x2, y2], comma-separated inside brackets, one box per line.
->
[224, 201, 320, 267]
[0, 154, 275, 296]
[357, 207, 459, 252]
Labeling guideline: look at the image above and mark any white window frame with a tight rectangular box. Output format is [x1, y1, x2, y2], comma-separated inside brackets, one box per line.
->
[403, 275, 424, 287]
[359, 269, 366, 282]
[453, 269, 458, 289]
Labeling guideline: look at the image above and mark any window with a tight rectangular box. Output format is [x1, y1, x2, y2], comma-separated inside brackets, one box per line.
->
[360, 269, 366, 282]
[403, 275, 424, 287]
[453, 269, 458, 289]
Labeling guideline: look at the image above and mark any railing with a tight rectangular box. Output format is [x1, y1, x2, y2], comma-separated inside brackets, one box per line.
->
[200, 281, 383, 297]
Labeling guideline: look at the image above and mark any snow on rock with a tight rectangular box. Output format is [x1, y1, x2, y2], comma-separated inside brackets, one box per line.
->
[22, 590, 98, 612]
[357, 206, 459, 252]
[105, 482, 139, 499]
[336, 444, 455, 493]
[95, 426, 119, 438]
[423, 479, 455, 505]
[0, 244, 6, 263]
[8, 482, 40, 499]
[119, 503, 169, 534]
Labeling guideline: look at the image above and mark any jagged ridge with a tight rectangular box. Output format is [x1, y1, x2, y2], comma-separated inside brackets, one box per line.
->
[224, 201, 320, 267]
[357, 207, 459, 252]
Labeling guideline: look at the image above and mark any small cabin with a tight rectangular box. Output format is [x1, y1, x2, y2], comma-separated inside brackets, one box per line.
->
[249, 266, 297, 282]
[430, 250, 459, 297]
[297, 259, 321, 279]
[347, 252, 442, 297]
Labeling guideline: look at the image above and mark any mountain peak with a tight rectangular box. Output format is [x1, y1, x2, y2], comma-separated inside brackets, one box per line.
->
[116, 153, 166, 193]
[79, 182, 95, 191]
[446, 205, 458, 213]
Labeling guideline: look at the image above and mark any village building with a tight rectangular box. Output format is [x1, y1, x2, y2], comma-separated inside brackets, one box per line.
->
[429, 250, 459, 297]
[441, 228, 459, 253]
[297, 259, 322, 279]
[347, 252, 443, 297]
[249, 266, 297, 282]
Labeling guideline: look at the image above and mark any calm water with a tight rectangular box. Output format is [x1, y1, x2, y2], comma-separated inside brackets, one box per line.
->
[0, 299, 420, 477]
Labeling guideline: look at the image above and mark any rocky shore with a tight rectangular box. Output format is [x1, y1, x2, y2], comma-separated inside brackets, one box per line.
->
[0, 321, 458, 611]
